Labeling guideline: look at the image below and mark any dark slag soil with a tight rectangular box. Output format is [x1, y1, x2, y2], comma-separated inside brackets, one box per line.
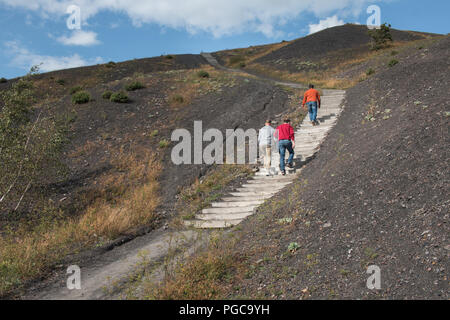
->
[256, 24, 434, 65]
[4, 55, 301, 298]
[226, 36, 449, 299]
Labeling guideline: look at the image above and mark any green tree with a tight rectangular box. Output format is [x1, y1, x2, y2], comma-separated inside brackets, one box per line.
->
[368, 23, 393, 50]
[0, 67, 70, 214]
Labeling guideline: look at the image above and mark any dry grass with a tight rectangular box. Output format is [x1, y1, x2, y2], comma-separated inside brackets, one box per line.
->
[249, 63, 362, 89]
[161, 65, 238, 108]
[244, 40, 429, 90]
[143, 233, 244, 300]
[217, 41, 291, 68]
[0, 148, 161, 296]
[173, 164, 253, 224]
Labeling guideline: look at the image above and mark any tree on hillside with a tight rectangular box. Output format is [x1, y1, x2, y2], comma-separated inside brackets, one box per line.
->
[0, 67, 71, 214]
[368, 23, 393, 50]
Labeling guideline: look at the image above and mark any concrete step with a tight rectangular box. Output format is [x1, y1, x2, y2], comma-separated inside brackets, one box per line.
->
[295, 143, 320, 148]
[250, 175, 295, 181]
[184, 219, 243, 229]
[246, 178, 293, 184]
[241, 182, 290, 188]
[236, 185, 286, 193]
[254, 169, 296, 176]
[202, 206, 255, 214]
[294, 142, 320, 149]
[295, 144, 319, 149]
[211, 200, 263, 207]
[301, 121, 336, 126]
[295, 148, 319, 153]
[301, 128, 332, 132]
[222, 196, 270, 201]
[229, 191, 274, 197]
[196, 212, 254, 221]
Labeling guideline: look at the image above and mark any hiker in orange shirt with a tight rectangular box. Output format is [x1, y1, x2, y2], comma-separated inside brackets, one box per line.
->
[302, 84, 321, 126]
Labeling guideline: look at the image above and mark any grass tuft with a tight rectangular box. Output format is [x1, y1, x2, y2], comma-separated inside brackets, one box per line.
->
[71, 91, 90, 104]
[125, 81, 145, 91]
[110, 91, 129, 103]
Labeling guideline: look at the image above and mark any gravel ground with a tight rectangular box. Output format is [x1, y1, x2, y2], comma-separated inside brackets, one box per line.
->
[225, 36, 449, 300]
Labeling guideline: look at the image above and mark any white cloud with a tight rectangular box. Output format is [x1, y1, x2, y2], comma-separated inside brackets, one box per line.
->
[308, 15, 345, 34]
[0, 0, 385, 38]
[4, 41, 103, 72]
[57, 30, 100, 46]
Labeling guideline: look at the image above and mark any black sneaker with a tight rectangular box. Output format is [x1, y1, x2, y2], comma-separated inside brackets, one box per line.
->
[281, 170, 286, 176]
[287, 163, 294, 169]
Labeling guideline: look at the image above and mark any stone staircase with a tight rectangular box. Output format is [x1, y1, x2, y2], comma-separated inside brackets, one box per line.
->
[184, 90, 345, 229]
[184, 91, 345, 229]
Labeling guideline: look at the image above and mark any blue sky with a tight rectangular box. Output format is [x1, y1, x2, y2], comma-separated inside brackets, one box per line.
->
[1, 0, 448, 79]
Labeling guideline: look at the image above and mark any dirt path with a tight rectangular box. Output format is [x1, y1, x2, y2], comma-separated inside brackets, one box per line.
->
[24, 54, 344, 300]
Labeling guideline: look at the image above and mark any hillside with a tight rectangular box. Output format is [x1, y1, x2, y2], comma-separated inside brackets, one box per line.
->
[0, 46, 307, 296]
[213, 24, 442, 88]
[151, 35, 449, 299]
[1, 25, 447, 300]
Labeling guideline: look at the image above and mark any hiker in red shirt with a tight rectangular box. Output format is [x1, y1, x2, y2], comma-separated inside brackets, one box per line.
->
[302, 84, 321, 126]
[275, 118, 295, 175]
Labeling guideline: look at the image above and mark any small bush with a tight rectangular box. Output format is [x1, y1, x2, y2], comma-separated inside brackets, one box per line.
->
[366, 68, 375, 76]
[197, 70, 210, 78]
[0, 77, 7, 83]
[288, 242, 300, 253]
[170, 94, 184, 105]
[418, 46, 424, 50]
[110, 91, 129, 103]
[105, 61, 116, 68]
[368, 23, 393, 50]
[125, 81, 145, 91]
[72, 91, 90, 104]
[150, 130, 159, 137]
[70, 86, 83, 94]
[165, 55, 174, 60]
[159, 139, 170, 148]
[56, 79, 65, 86]
[388, 59, 399, 67]
[102, 90, 113, 100]
[239, 62, 246, 68]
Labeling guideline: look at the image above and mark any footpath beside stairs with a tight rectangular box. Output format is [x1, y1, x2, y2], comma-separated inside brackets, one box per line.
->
[185, 90, 346, 229]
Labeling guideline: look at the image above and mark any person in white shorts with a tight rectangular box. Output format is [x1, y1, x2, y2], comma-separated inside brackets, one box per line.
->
[258, 120, 276, 176]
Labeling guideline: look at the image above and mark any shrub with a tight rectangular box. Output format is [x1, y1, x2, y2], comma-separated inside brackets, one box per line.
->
[56, 79, 65, 86]
[105, 61, 116, 68]
[368, 23, 393, 50]
[170, 94, 184, 104]
[165, 55, 174, 60]
[229, 55, 246, 66]
[0, 77, 8, 83]
[69, 86, 83, 94]
[366, 68, 375, 76]
[288, 242, 300, 253]
[388, 59, 399, 67]
[0, 75, 69, 216]
[197, 70, 210, 78]
[239, 62, 246, 68]
[150, 130, 159, 137]
[159, 139, 170, 148]
[71, 91, 90, 104]
[125, 81, 145, 91]
[110, 91, 129, 103]
[102, 90, 113, 99]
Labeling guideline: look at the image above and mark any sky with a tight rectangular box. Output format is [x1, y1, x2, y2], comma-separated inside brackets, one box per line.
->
[0, 0, 448, 79]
